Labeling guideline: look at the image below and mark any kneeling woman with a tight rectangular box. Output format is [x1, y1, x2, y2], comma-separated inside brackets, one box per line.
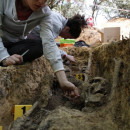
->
[0, 0, 79, 98]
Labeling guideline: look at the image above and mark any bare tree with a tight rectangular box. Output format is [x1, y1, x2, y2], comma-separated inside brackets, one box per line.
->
[50, 0, 85, 18]
[91, 0, 105, 25]
[99, 0, 130, 19]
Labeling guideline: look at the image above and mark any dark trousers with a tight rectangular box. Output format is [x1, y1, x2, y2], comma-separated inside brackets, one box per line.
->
[3, 39, 43, 62]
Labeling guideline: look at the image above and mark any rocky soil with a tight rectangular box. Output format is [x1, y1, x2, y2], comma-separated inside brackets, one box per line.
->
[0, 38, 130, 130]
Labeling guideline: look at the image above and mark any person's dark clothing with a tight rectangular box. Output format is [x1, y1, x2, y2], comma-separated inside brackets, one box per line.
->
[3, 39, 43, 62]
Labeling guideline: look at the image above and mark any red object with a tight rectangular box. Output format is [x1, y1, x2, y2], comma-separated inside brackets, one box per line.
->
[62, 54, 66, 59]
[16, 0, 32, 20]
[87, 17, 93, 27]
[60, 44, 74, 47]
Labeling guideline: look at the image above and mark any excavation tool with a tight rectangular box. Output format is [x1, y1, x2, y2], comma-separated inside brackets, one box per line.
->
[21, 49, 29, 57]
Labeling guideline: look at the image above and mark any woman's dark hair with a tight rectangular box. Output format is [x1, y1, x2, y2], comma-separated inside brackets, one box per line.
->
[66, 14, 87, 38]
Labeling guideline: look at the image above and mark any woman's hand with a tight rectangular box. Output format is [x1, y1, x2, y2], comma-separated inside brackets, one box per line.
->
[60, 80, 79, 99]
[55, 70, 80, 99]
[3, 54, 23, 66]
[65, 55, 75, 63]
[63, 55, 75, 63]
[62, 55, 75, 66]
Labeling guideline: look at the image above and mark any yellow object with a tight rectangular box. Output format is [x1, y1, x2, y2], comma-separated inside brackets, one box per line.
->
[0, 126, 2, 130]
[14, 105, 32, 120]
[75, 73, 85, 81]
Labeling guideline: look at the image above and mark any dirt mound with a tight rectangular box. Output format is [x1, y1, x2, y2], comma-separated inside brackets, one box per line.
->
[76, 18, 130, 47]
[105, 18, 129, 23]
[76, 27, 102, 46]
[101, 18, 130, 39]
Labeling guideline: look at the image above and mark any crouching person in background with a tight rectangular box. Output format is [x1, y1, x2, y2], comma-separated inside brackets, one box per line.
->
[27, 11, 87, 65]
